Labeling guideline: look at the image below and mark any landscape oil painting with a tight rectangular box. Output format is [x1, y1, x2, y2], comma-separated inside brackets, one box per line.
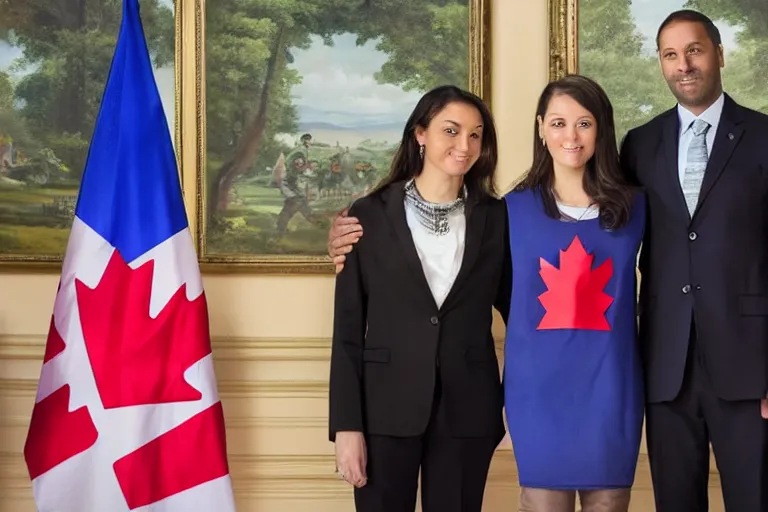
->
[199, 0, 489, 271]
[0, 0, 176, 266]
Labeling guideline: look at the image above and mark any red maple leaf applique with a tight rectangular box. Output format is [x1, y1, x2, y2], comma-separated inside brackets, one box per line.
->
[76, 250, 212, 409]
[537, 235, 614, 331]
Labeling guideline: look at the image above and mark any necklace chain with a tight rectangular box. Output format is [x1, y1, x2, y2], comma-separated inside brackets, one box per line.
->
[404, 179, 466, 235]
[553, 189, 596, 222]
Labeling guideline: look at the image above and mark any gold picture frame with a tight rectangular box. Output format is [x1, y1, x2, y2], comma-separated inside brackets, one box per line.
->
[190, 0, 493, 274]
[0, 0, 184, 273]
[548, 0, 578, 81]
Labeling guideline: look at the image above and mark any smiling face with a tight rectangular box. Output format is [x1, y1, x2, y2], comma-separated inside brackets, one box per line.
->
[415, 101, 483, 179]
[658, 20, 724, 114]
[538, 93, 597, 175]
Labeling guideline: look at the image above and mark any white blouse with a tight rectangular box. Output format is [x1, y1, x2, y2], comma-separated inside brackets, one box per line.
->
[404, 201, 466, 309]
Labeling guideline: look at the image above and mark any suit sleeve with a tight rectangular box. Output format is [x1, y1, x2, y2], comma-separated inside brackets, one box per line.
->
[494, 199, 512, 325]
[620, 130, 650, 315]
[328, 206, 368, 442]
[620, 129, 640, 186]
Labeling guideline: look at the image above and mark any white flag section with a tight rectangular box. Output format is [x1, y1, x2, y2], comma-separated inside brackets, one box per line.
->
[22, 0, 236, 510]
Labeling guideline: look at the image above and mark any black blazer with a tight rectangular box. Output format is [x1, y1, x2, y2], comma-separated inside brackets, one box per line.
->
[328, 181, 510, 442]
[621, 94, 768, 403]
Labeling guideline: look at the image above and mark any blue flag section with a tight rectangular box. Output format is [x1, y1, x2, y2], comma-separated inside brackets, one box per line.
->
[74, 0, 187, 263]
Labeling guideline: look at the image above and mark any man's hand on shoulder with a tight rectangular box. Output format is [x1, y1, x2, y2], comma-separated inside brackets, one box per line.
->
[328, 208, 363, 274]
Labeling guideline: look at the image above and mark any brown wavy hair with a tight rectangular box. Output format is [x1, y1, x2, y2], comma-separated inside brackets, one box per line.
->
[514, 74, 636, 229]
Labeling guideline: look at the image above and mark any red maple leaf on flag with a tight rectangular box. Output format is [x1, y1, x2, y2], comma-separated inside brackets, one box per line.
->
[76, 250, 212, 409]
[537, 235, 614, 331]
[24, 385, 98, 479]
[113, 402, 230, 508]
[43, 314, 67, 363]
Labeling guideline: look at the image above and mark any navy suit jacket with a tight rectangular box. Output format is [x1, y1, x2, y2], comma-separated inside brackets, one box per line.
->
[621, 94, 768, 403]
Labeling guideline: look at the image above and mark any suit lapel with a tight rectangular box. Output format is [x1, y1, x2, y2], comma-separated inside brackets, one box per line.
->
[694, 95, 745, 218]
[661, 111, 692, 222]
[440, 199, 487, 312]
[382, 182, 439, 311]
[381, 182, 488, 313]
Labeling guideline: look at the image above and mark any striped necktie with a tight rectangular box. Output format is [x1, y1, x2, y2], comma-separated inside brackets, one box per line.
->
[682, 118, 710, 215]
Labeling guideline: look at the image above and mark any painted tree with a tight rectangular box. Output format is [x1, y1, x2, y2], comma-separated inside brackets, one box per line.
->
[687, 0, 768, 111]
[0, 0, 174, 178]
[579, 0, 672, 143]
[335, 0, 470, 91]
[0, 72, 12, 110]
[204, 0, 315, 213]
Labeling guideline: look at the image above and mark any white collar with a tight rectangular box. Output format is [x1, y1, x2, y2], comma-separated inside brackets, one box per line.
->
[677, 92, 725, 134]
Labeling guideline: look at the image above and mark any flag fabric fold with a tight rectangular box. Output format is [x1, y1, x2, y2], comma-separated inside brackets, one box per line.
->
[22, 0, 236, 510]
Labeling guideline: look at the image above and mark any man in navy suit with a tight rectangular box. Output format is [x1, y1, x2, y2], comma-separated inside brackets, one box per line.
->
[621, 9, 768, 512]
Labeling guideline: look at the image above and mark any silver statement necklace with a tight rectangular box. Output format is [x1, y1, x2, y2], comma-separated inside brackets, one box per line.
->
[404, 179, 466, 236]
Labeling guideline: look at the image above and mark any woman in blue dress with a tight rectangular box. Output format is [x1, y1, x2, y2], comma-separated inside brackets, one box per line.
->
[505, 75, 645, 511]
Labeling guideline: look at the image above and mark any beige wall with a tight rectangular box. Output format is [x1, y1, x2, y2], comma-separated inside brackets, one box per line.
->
[0, 2, 725, 511]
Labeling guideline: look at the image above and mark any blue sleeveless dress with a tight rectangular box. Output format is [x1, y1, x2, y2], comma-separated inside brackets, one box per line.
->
[503, 188, 645, 489]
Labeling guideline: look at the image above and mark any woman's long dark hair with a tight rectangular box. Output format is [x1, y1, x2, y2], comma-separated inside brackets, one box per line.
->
[371, 85, 498, 207]
[514, 74, 636, 229]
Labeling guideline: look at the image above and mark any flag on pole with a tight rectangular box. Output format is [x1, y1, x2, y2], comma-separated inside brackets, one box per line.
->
[22, 0, 236, 510]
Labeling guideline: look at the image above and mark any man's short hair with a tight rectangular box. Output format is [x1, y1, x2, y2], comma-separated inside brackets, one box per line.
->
[656, 9, 722, 50]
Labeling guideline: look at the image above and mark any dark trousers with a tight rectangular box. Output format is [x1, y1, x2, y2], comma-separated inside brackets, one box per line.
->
[353, 374, 499, 512]
[646, 322, 768, 511]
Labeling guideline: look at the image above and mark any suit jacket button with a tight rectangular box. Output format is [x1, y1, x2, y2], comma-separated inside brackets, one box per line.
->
[682, 285, 691, 294]
[430, 316, 439, 325]
[688, 231, 697, 241]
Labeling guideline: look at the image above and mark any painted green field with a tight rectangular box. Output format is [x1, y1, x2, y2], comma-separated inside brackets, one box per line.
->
[205, 142, 394, 256]
[206, 180, 351, 256]
[0, 184, 78, 255]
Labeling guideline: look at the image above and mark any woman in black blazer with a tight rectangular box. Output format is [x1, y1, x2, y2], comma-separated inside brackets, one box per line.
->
[329, 85, 511, 512]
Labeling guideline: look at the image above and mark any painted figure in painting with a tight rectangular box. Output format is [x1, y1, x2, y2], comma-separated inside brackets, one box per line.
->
[274, 133, 323, 236]
[329, 85, 509, 512]
[621, 10, 768, 512]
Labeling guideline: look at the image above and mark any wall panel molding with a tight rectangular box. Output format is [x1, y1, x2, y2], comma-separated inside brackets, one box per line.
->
[0, 334, 505, 361]
[0, 377, 328, 399]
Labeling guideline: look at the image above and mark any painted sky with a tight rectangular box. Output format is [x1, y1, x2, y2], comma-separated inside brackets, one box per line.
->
[287, 33, 423, 129]
[630, 0, 740, 56]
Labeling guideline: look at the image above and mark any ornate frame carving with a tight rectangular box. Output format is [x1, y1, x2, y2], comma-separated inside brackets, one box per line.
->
[548, 0, 578, 81]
